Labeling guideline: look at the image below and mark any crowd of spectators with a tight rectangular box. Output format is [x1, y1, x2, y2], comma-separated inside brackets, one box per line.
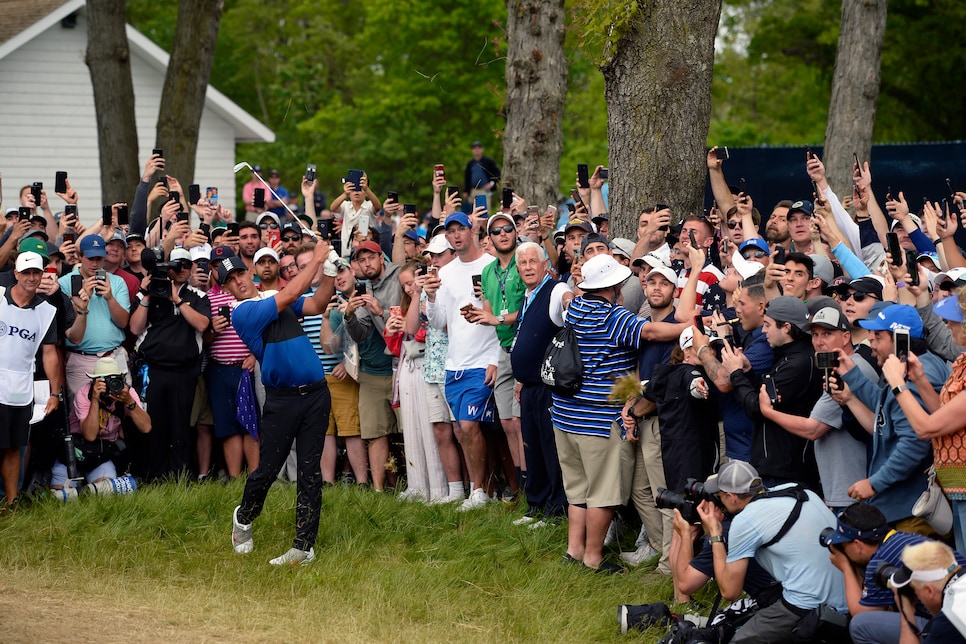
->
[2, 142, 966, 638]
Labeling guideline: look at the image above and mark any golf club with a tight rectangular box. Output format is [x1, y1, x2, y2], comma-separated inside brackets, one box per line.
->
[233, 161, 317, 241]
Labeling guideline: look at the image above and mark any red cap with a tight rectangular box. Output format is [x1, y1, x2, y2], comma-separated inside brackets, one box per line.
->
[351, 240, 382, 260]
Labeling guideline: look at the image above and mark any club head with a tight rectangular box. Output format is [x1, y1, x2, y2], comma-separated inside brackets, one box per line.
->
[233, 162, 251, 174]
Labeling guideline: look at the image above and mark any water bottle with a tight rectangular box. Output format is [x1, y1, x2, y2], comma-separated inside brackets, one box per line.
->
[85, 476, 138, 496]
[139, 364, 150, 413]
[53, 487, 78, 502]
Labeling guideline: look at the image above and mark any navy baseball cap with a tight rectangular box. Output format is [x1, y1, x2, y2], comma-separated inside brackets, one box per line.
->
[79, 235, 107, 258]
[787, 200, 815, 218]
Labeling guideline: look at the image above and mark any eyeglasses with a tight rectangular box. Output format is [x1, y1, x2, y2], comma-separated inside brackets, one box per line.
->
[259, 222, 279, 230]
[727, 221, 741, 229]
[281, 234, 300, 242]
[280, 264, 297, 273]
[741, 250, 767, 259]
[843, 291, 877, 302]
[489, 224, 515, 236]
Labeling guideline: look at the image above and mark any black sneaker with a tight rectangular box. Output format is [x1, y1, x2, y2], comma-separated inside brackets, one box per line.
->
[592, 560, 626, 575]
[618, 602, 673, 634]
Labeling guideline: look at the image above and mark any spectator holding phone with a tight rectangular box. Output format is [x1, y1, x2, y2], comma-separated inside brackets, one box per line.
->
[330, 171, 382, 258]
[463, 141, 500, 212]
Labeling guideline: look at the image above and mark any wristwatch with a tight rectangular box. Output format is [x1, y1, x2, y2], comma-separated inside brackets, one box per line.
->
[497, 314, 506, 325]
[709, 535, 725, 544]
[892, 384, 909, 397]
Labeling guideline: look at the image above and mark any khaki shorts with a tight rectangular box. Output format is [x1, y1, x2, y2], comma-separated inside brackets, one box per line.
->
[326, 373, 361, 437]
[493, 350, 520, 419]
[190, 376, 214, 426]
[358, 371, 399, 440]
[425, 381, 454, 423]
[554, 421, 633, 508]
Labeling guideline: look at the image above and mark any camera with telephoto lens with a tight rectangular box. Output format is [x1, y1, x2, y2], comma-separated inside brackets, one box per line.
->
[872, 561, 916, 598]
[141, 246, 172, 298]
[818, 526, 843, 552]
[656, 478, 722, 524]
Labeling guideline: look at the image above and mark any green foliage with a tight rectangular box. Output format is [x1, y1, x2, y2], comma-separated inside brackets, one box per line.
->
[0, 481, 715, 639]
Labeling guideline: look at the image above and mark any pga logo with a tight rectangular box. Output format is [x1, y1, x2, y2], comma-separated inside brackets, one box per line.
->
[0, 321, 38, 341]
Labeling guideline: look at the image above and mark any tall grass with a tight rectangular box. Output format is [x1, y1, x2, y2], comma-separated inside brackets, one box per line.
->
[0, 481, 715, 642]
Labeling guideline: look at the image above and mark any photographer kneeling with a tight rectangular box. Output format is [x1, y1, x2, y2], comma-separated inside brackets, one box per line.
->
[51, 358, 151, 494]
[891, 540, 966, 643]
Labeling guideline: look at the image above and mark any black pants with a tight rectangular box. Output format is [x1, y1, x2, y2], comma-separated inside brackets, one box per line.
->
[136, 362, 199, 481]
[238, 382, 330, 551]
[519, 383, 567, 517]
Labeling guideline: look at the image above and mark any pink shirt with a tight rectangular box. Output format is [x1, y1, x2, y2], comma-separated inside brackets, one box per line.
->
[70, 382, 143, 443]
[207, 283, 251, 364]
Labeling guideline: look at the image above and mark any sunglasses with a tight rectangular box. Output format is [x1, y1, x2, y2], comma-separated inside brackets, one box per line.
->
[170, 260, 192, 271]
[727, 221, 741, 229]
[281, 234, 301, 242]
[741, 250, 767, 259]
[842, 290, 877, 302]
[489, 224, 515, 236]
[259, 222, 279, 230]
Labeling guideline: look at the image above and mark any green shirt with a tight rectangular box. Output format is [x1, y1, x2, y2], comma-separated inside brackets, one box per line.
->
[481, 254, 526, 347]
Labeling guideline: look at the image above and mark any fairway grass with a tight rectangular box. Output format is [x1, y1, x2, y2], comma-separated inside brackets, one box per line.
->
[0, 480, 713, 642]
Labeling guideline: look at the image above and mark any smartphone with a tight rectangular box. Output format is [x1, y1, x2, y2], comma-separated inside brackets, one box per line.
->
[774, 244, 786, 264]
[941, 198, 949, 220]
[812, 180, 824, 206]
[347, 169, 363, 192]
[434, 164, 445, 180]
[404, 203, 417, 217]
[206, 187, 218, 207]
[70, 274, 83, 297]
[354, 282, 367, 296]
[152, 148, 163, 158]
[187, 184, 201, 205]
[475, 194, 488, 212]
[947, 178, 955, 196]
[566, 202, 576, 214]
[317, 218, 333, 240]
[739, 177, 747, 195]
[716, 146, 730, 161]
[502, 187, 514, 210]
[906, 250, 920, 286]
[305, 164, 317, 183]
[170, 191, 181, 205]
[894, 328, 910, 363]
[688, 229, 698, 249]
[95, 268, 107, 282]
[266, 229, 280, 246]
[815, 351, 839, 370]
[101, 205, 112, 227]
[199, 222, 211, 238]
[577, 164, 590, 189]
[117, 204, 129, 226]
[63, 230, 76, 244]
[693, 314, 705, 335]
[177, 211, 190, 223]
[358, 213, 370, 236]
[218, 305, 231, 322]
[389, 305, 402, 318]
[18, 207, 31, 222]
[447, 185, 460, 200]
[55, 171, 68, 194]
[886, 232, 903, 265]
[570, 189, 586, 212]
[526, 206, 539, 218]
[253, 188, 265, 210]
[806, 146, 813, 159]
[599, 168, 609, 180]
[417, 264, 428, 276]
[196, 259, 209, 274]
[853, 152, 860, 171]
[160, 175, 169, 189]
[227, 222, 240, 236]
[31, 182, 42, 205]
[764, 374, 779, 405]
[64, 203, 78, 225]
[471, 274, 483, 292]
[387, 191, 399, 203]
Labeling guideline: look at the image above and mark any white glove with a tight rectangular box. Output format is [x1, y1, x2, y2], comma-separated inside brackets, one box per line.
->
[323, 249, 342, 277]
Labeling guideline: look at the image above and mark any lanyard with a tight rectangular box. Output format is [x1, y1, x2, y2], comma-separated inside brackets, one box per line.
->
[517, 275, 551, 327]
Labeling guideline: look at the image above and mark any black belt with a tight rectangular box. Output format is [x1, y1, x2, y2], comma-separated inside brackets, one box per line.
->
[68, 348, 116, 357]
[264, 379, 327, 396]
[780, 597, 811, 618]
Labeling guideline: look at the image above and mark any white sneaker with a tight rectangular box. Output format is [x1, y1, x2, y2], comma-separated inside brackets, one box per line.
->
[526, 519, 549, 531]
[428, 490, 465, 505]
[619, 544, 659, 567]
[397, 488, 417, 501]
[457, 487, 491, 512]
[603, 518, 618, 546]
[512, 515, 538, 526]
[232, 505, 253, 554]
[269, 546, 315, 566]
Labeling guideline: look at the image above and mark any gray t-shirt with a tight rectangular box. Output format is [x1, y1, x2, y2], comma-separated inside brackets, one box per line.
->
[810, 352, 877, 507]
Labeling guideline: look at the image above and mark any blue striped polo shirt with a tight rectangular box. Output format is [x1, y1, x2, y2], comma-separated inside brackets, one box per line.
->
[550, 295, 647, 437]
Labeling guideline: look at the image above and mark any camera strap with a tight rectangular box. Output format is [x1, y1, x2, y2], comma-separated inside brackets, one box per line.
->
[749, 485, 808, 549]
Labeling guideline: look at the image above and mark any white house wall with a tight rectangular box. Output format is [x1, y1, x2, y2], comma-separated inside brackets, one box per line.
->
[0, 9, 236, 226]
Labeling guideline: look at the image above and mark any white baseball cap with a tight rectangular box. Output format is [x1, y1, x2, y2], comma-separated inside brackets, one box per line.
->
[423, 234, 454, 255]
[15, 251, 44, 272]
[254, 248, 279, 264]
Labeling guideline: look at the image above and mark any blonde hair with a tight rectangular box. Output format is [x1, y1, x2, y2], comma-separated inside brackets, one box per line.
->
[957, 289, 966, 337]
[901, 540, 957, 586]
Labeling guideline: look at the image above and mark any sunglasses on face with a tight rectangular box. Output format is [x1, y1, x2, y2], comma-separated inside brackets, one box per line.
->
[259, 222, 279, 230]
[489, 224, 515, 236]
[843, 291, 876, 302]
[281, 234, 300, 242]
[727, 221, 741, 229]
[171, 260, 192, 271]
[741, 250, 767, 259]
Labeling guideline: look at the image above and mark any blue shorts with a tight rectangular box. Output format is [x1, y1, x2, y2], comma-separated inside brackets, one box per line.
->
[445, 369, 495, 423]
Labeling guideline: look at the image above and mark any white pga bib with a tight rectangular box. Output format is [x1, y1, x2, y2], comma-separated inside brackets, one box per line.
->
[0, 288, 56, 406]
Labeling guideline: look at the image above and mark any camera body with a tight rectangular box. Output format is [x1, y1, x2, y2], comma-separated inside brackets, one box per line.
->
[141, 246, 173, 299]
[102, 374, 126, 397]
[655, 478, 721, 524]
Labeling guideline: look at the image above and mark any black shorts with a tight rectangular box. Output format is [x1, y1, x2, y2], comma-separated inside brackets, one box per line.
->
[0, 403, 32, 449]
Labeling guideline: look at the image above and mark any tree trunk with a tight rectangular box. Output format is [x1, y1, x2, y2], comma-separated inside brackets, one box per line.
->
[600, 0, 722, 239]
[85, 0, 139, 204]
[155, 0, 224, 187]
[824, 0, 887, 198]
[503, 0, 568, 210]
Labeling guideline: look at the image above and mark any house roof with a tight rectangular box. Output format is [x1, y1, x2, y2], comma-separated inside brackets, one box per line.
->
[0, 0, 273, 143]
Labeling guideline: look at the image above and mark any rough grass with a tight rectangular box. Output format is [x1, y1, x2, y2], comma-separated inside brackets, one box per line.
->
[0, 480, 715, 642]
